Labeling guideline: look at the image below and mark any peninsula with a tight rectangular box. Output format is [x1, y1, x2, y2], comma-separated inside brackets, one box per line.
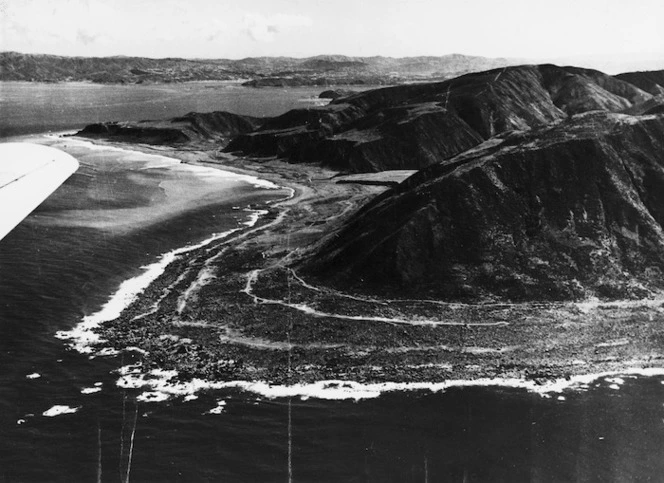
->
[71, 64, 664, 389]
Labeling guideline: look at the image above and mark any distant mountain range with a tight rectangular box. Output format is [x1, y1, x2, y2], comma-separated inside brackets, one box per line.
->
[0, 51, 519, 85]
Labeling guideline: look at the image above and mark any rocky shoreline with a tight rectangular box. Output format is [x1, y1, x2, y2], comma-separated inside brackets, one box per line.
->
[69, 141, 664, 393]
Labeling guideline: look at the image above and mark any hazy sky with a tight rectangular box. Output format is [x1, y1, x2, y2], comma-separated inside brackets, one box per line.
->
[1, 0, 663, 67]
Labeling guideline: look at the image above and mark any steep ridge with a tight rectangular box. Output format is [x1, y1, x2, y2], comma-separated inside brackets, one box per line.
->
[304, 112, 664, 301]
[76, 111, 263, 145]
[226, 64, 651, 172]
[615, 70, 664, 95]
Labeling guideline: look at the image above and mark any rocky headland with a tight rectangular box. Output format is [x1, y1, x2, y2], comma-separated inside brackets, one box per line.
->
[70, 63, 664, 390]
[76, 111, 263, 145]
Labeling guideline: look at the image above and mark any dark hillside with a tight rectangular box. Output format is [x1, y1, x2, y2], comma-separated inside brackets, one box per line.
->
[615, 70, 664, 95]
[304, 112, 664, 301]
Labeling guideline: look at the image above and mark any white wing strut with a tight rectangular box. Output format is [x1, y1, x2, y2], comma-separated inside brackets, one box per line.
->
[0, 143, 79, 241]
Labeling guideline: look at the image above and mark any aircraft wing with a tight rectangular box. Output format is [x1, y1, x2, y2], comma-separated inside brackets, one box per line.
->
[0, 143, 79, 241]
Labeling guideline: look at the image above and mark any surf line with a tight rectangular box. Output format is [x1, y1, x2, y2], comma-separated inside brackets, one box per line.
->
[241, 270, 510, 328]
[57, 200, 291, 357]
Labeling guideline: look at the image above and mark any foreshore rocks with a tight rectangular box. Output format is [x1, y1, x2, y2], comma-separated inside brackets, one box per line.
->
[76, 111, 263, 145]
[226, 64, 652, 173]
[305, 112, 664, 301]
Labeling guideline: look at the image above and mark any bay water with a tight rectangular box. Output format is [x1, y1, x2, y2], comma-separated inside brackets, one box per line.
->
[1, 82, 664, 482]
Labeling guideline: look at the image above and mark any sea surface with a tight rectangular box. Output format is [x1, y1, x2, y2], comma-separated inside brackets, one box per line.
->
[1, 82, 664, 482]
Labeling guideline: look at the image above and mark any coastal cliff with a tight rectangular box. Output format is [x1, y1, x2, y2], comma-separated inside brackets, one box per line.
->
[305, 112, 664, 301]
[226, 64, 651, 172]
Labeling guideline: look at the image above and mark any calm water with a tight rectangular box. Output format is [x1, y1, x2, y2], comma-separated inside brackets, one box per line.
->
[1, 83, 664, 482]
[0, 81, 334, 138]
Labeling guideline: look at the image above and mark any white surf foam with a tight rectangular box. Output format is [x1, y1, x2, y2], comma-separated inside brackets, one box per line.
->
[137, 391, 170, 403]
[113, 364, 664, 403]
[56, 228, 239, 354]
[81, 387, 102, 395]
[205, 401, 227, 414]
[44, 135, 284, 191]
[242, 209, 269, 227]
[43, 405, 80, 417]
[177, 164, 281, 190]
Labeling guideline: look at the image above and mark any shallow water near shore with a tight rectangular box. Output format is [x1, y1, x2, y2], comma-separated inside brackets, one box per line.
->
[2, 84, 664, 481]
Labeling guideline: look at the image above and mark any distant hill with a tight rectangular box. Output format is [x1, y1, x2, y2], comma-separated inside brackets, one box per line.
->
[0, 51, 518, 85]
[0, 52, 241, 83]
[615, 69, 664, 95]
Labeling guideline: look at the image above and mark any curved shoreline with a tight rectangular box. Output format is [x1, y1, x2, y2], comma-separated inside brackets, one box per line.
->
[54, 137, 296, 355]
[50, 137, 664, 404]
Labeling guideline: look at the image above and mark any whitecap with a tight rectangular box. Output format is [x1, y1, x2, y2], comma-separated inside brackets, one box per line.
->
[43, 405, 80, 417]
[81, 387, 102, 395]
[205, 401, 227, 415]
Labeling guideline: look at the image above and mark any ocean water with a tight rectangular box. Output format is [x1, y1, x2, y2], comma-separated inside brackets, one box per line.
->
[0, 81, 334, 138]
[1, 83, 664, 482]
